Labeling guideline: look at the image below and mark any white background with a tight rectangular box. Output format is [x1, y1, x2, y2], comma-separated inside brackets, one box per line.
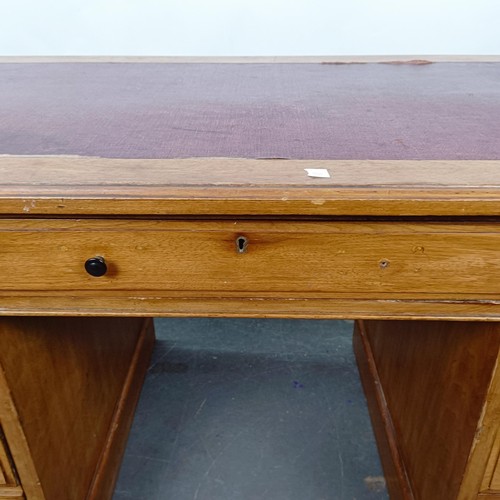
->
[0, 0, 499, 56]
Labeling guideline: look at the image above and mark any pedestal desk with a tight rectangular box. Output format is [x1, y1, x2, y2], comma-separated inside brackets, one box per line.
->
[0, 56, 500, 500]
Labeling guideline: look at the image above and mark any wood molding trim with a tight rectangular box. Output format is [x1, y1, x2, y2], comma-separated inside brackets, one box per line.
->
[0, 361, 43, 499]
[1, 157, 499, 217]
[353, 321, 413, 499]
[87, 318, 155, 499]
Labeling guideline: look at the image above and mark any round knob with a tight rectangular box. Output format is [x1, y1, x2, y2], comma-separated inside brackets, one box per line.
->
[85, 256, 108, 277]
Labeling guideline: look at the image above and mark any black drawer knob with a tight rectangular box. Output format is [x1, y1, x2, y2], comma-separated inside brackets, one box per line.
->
[85, 257, 108, 277]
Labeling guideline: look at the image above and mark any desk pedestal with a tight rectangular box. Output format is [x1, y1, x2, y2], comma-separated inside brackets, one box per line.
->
[354, 320, 500, 499]
[0, 317, 155, 500]
[1, 317, 499, 499]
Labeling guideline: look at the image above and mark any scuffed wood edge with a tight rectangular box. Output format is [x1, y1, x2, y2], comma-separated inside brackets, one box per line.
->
[1, 297, 500, 321]
[0, 55, 499, 63]
[2, 196, 500, 217]
[2, 157, 498, 188]
[87, 318, 155, 500]
[1, 157, 499, 217]
[353, 321, 414, 499]
[459, 346, 500, 496]
[0, 485, 24, 498]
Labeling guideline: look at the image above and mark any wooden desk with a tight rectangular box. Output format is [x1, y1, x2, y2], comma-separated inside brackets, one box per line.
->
[0, 57, 499, 500]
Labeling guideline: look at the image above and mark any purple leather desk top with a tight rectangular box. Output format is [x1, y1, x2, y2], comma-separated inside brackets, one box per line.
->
[1, 61, 499, 160]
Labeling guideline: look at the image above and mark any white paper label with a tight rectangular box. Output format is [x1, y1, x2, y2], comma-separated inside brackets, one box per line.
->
[304, 168, 330, 178]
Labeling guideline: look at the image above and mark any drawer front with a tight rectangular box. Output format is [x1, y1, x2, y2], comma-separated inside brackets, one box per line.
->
[0, 427, 22, 499]
[0, 220, 499, 298]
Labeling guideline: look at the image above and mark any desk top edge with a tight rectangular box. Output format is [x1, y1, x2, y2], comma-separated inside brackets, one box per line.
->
[2, 60, 500, 216]
[1, 157, 499, 217]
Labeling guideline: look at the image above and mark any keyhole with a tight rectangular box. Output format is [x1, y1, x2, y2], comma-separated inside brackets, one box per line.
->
[379, 259, 390, 269]
[236, 236, 248, 254]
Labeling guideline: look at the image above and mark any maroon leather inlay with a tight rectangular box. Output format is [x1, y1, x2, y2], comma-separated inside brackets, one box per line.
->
[0, 62, 499, 160]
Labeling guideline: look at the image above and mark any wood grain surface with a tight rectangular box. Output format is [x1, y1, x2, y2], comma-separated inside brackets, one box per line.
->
[1, 295, 500, 320]
[461, 335, 500, 497]
[1, 219, 500, 298]
[0, 317, 154, 500]
[0, 428, 23, 499]
[0, 432, 17, 487]
[353, 322, 413, 499]
[355, 320, 500, 500]
[87, 319, 155, 500]
[0, 56, 499, 500]
[0, 157, 499, 216]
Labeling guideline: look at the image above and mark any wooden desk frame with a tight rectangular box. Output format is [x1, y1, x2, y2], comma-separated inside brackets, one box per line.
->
[1, 56, 499, 500]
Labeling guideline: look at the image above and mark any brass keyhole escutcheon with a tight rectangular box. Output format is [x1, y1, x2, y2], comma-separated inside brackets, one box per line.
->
[236, 236, 248, 254]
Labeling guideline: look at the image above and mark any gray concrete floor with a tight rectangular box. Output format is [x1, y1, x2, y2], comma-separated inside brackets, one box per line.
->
[113, 319, 388, 500]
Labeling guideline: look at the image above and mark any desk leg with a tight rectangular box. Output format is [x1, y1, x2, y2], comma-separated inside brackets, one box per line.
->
[354, 319, 500, 500]
[0, 317, 155, 500]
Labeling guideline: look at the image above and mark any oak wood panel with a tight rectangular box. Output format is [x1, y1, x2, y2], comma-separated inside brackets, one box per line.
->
[0, 317, 154, 500]
[0, 430, 23, 499]
[87, 319, 155, 500]
[491, 452, 500, 490]
[0, 341, 42, 499]
[353, 323, 413, 499]
[0, 157, 500, 216]
[1, 296, 500, 320]
[481, 449, 500, 493]
[1, 220, 500, 299]
[461, 345, 500, 496]
[0, 431, 16, 487]
[356, 320, 500, 500]
[0, 488, 24, 499]
[3, 157, 498, 188]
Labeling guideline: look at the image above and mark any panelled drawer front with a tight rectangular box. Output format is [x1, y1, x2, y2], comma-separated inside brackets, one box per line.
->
[0, 427, 22, 499]
[0, 220, 499, 297]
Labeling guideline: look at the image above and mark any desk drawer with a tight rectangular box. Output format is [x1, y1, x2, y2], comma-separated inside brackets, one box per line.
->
[0, 220, 499, 297]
